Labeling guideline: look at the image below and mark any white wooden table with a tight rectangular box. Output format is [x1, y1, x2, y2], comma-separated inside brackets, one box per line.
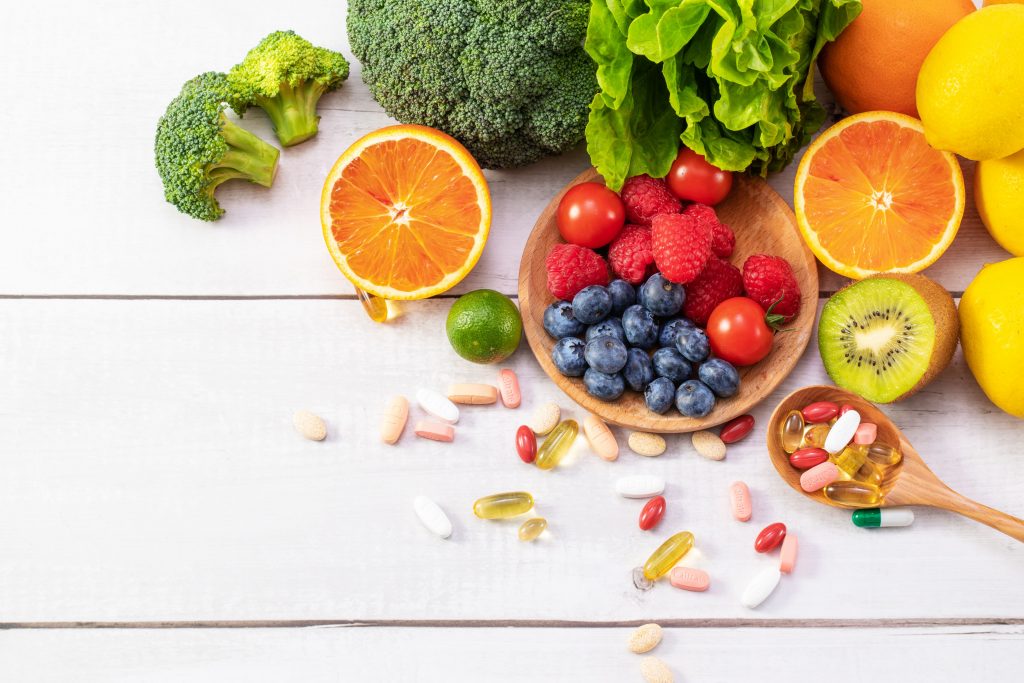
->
[2, 1, 1022, 680]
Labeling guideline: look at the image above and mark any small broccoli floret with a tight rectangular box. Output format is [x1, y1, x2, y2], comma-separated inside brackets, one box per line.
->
[228, 31, 350, 147]
[347, 0, 597, 168]
[155, 72, 280, 221]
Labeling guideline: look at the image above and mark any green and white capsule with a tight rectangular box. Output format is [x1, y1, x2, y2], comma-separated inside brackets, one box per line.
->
[852, 508, 915, 528]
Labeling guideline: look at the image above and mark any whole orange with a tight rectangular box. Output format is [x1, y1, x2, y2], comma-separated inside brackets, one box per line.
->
[819, 0, 975, 117]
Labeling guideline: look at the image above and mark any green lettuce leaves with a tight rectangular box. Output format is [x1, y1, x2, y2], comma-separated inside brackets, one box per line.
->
[585, 0, 861, 189]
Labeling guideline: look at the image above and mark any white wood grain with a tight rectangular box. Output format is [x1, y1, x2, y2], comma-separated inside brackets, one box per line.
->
[0, 1, 1008, 297]
[0, 298, 1020, 622]
[2, 625, 1022, 682]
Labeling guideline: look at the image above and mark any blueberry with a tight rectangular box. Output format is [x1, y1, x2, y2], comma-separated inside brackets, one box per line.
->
[652, 347, 691, 384]
[675, 380, 716, 417]
[607, 279, 636, 315]
[622, 348, 655, 392]
[585, 317, 625, 344]
[584, 335, 628, 374]
[621, 305, 658, 349]
[639, 273, 685, 317]
[551, 337, 587, 377]
[644, 377, 676, 414]
[584, 368, 625, 401]
[572, 285, 612, 325]
[658, 317, 695, 348]
[543, 300, 585, 339]
[698, 358, 740, 398]
[676, 327, 710, 363]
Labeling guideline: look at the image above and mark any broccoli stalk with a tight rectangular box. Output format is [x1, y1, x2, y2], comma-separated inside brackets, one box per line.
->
[211, 116, 279, 188]
[228, 31, 350, 147]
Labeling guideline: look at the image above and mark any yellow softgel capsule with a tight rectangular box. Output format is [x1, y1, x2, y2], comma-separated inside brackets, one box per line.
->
[801, 423, 830, 449]
[832, 444, 868, 477]
[473, 491, 535, 519]
[535, 419, 579, 470]
[642, 531, 695, 581]
[780, 410, 804, 454]
[518, 517, 547, 541]
[823, 481, 881, 508]
[866, 443, 902, 467]
[852, 461, 883, 488]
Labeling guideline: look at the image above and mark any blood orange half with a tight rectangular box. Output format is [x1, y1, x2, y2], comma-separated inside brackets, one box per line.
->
[321, 125, 491, 300]
[794, 112, 964, 279]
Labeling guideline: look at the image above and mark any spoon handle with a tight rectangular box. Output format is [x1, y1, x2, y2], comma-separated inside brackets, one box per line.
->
[921, 487, 1024, 542]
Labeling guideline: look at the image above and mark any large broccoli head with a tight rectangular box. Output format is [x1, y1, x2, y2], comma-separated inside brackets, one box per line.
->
[347, 0, 597, 168]
[155, 72, 280, 221]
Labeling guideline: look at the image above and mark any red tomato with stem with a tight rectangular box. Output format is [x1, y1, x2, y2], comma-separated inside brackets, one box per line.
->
[556, 182, 625, 248]
[707, 297, 781, 367]
[666, 148, 733, 205]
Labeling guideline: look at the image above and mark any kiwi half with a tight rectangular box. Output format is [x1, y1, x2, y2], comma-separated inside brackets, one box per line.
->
[818, 273, 959, 403]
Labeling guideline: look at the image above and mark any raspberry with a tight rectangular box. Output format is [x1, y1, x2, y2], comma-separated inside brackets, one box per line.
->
[742, 254, 802, 321]
[651, 213, 712, 285]
[683, 203, 734, 258]
[620, 175, 681, 226]
[545, 243, 610, 301]
[608, 224, 655, 284]
[683, 257, 744, 325]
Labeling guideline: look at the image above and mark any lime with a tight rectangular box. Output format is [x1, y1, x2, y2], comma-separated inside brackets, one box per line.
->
[446, 289, 522, 364]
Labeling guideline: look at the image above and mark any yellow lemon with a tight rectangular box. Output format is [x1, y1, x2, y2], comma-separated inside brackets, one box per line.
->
[975, 148, 1024, 255]
[959, 257, 1024, 418]
[916, 5, 1024, 160]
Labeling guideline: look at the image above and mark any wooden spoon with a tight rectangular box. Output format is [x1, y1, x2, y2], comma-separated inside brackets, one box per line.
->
[767, 385, 1024, 542]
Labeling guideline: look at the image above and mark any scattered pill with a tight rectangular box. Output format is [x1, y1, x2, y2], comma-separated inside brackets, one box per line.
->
[412, 496, 452, 539]
[515, 425, 537, 464]
[800, 461, 839, 492]
[640, 656, 674, 683]
[518, 517, 547, 541]
[536, 419, 579, 470]
[616, 475, 666, 499]
[789, 447, 829, 470]
[669, 566, 710, 592]
[852, 507, 915, 528]
[414, 419, 455, 442]
[583, 414, 619, 461]
[741, 565, 782, 609]
[629, 431, 667, 457]
[691, 430, 726, 460]
[729, 481, 752, 522]
[801, 401, 839, 422]
[498, 368, 521, 408]
[473, 491, 534, 519]
[719, 414, 754, 444]
[854, 422, 877, 445]
[824, 409, 860, 453]
[415, 388, 460, 424]
[643, 531, 695, 580]
[779, 534, 798, 573]
[754, 522, 787, 553]
[446, 383, 498, 405]
[779, 409, 805, 454]
[380, 396, 408, 444]
[627, 623, 663, 654]
[639, 496, 666, 531]
[529, 402, 560, 435]
[292, 410, 327, 441]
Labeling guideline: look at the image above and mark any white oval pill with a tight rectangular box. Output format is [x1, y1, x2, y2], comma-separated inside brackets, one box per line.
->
[824, 409, 860, 454]
[413, 496, 452, 539]
[416, 388, 460, 424]
[741, 565, 782, 609]
[615, 475, 665, 499]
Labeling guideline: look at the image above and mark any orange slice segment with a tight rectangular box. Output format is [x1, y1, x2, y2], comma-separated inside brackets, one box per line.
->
[794, 111, 964, 279]
[321, 124, 491, 300]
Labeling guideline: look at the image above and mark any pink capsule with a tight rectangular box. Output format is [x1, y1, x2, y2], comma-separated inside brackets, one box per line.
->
[854, 422, 877, 445]
[801, 401, 839, 423]
[669, 566, 710, 592]
[729, 481, 752, 522]
[414, 420, 455, 442]
[498, 369, 521, 408]
[800, 461, 840, 492]
[779, 533, 798, 574]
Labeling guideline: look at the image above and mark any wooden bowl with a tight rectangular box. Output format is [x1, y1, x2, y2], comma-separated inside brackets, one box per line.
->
[518, 168, 818, 433]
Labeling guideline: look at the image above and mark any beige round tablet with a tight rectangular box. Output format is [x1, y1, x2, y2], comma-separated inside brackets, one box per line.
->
[691, 430, 726, 461]
[529, 402, 560, 435]
[640, 656, 673, 683]
[627, 623, 662, 654]
[628, 431, 666, 457]
[293, 410, 327, 441]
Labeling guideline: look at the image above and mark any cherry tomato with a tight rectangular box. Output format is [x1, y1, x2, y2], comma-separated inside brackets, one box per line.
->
[666, 148, 733, 206]
[707, 297, 774, 366]
[556, 182, 625, 248]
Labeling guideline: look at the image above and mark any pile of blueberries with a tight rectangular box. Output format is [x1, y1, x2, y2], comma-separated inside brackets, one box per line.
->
[543, 273, 741, 417]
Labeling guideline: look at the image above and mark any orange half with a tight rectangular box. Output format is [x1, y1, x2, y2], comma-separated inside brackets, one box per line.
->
[321, 124, 491, 300]
[794, 111, 964, 279]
